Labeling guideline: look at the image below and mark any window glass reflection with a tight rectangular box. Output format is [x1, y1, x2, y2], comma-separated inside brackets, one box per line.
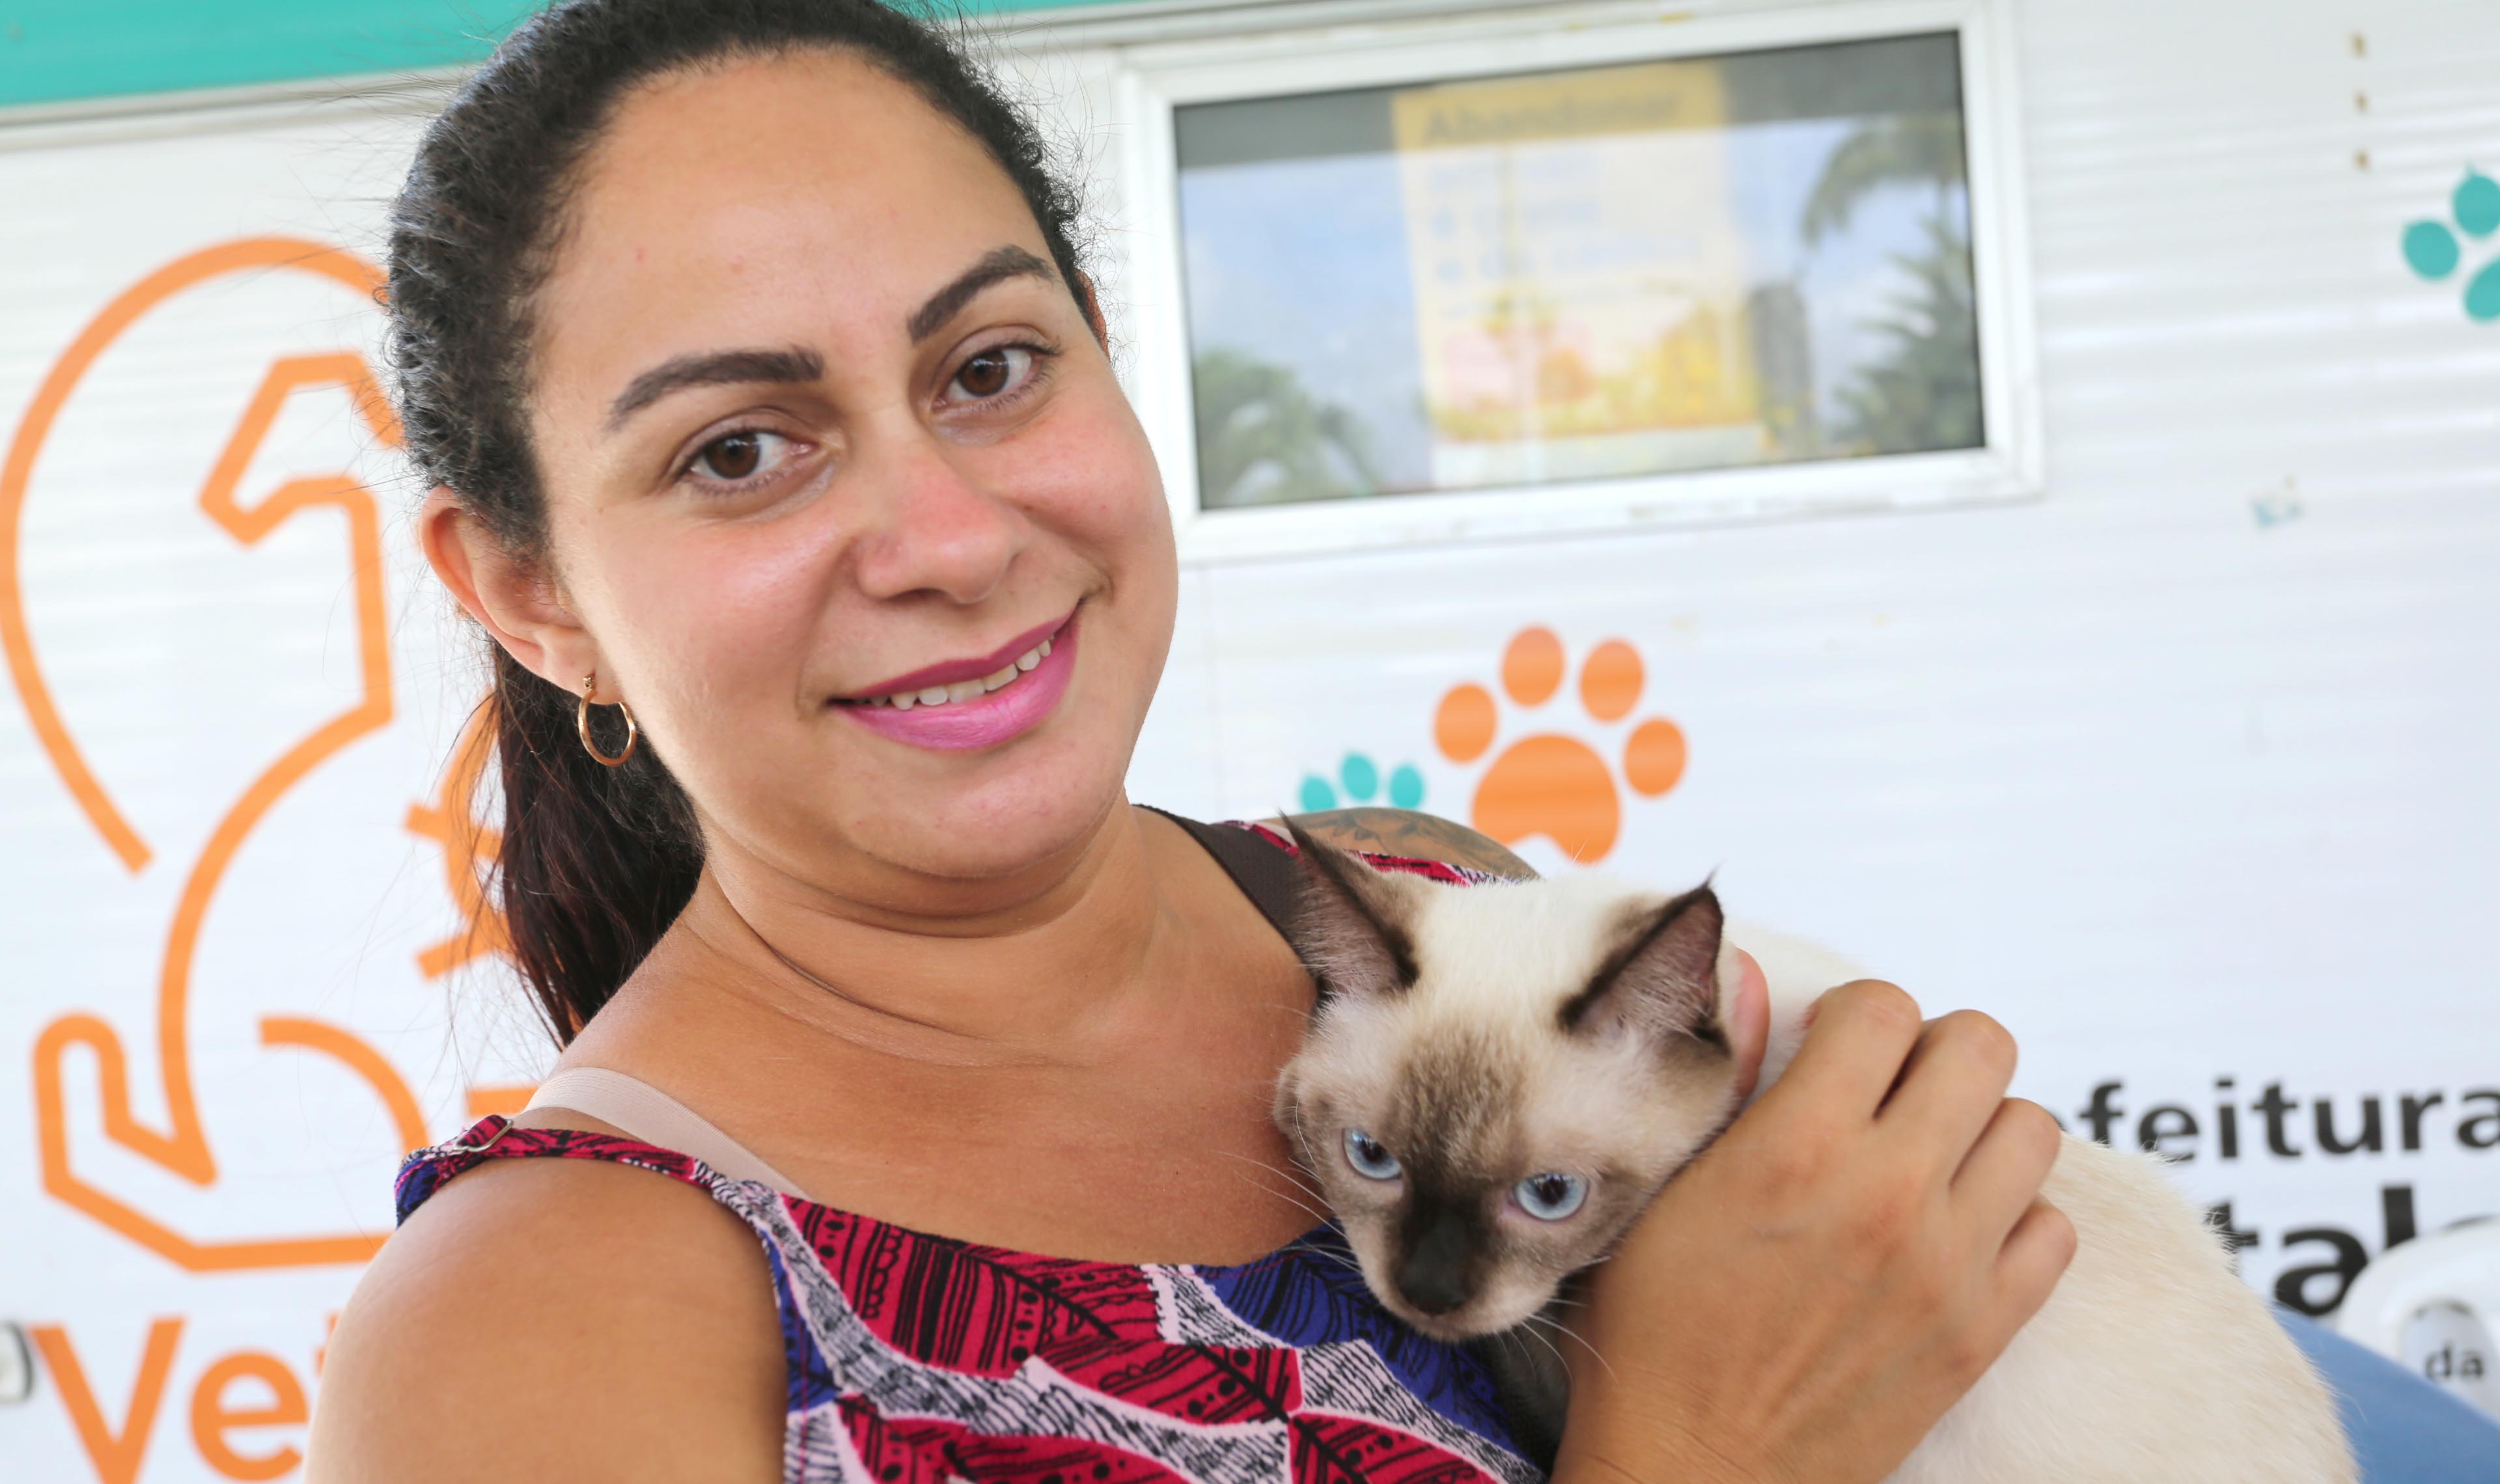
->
[1174, 32, 1981, 508]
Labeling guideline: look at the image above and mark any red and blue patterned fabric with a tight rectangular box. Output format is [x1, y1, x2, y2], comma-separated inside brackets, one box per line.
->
[396, 827, 1535, 1484]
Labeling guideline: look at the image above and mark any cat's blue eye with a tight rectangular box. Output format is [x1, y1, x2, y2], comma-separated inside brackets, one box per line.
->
[1513, 1173, 1587, 1220]
[1343, 1129, 1402, 1181]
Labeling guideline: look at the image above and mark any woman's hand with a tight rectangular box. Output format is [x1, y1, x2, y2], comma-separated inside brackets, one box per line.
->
[1552, 977, 2076, 1484]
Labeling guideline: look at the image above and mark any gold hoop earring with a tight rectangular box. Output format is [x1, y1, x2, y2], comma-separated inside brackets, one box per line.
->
[577, 672, 637, 767]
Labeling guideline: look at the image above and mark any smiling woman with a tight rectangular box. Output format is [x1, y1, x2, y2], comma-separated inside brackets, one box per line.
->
[303, 3, 2084, 1483]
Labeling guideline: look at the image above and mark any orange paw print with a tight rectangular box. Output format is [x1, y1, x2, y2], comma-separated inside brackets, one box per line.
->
[1434, 627, 1686, 864]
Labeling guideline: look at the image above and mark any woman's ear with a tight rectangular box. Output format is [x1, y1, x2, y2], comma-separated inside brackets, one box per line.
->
[417, 486, 593, 687]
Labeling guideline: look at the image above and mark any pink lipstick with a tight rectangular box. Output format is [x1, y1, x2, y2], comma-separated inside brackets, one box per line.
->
[834, 611, 1077, 752]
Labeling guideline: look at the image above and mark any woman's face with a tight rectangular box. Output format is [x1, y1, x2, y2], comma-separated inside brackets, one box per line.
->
[516, 49, 1176, 890]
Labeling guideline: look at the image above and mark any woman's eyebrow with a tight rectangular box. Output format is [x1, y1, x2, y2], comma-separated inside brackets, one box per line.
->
[601, 247, 1048, 432]
[605, 346, 825, 431]
[906, 245, 1053, 343]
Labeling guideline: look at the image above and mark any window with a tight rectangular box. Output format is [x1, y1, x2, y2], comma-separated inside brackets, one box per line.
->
[1111, 0, 2038, 559]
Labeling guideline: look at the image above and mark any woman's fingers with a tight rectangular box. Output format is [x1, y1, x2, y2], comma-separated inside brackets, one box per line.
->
[1990, 1198, 2079, 1326]
[1757, 978, 1926, 1124]
[1725, 949, 1770, 1105]
[1560, 980, 2071, 1484]
[1878, 1010, 2021, 1174]
[1949, 1097, 2064, 1244]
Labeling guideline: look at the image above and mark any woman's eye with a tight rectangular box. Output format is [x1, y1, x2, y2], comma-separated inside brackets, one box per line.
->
[689, 429, 786, 483]
[945, 345, 1035, 405]
[1343, 1129, 1402, 1182]
[1512, 1173, 1587, 1221]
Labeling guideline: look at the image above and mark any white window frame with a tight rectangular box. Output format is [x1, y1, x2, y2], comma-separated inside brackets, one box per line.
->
[1103, 0, 2042, 565]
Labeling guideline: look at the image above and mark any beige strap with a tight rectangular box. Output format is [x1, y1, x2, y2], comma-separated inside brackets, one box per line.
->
[524, 1067, 809, 1198]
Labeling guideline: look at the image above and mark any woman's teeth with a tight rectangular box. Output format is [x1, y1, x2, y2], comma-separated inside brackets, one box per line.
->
[862, 639, 1050, 711]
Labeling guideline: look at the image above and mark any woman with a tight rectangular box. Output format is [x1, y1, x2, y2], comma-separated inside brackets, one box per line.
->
[309, 2, 2086, 1479]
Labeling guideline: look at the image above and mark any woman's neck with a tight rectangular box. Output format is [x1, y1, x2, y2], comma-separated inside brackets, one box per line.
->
[546, 803, 1324, 1262]
[572, 801, 1230, 1071]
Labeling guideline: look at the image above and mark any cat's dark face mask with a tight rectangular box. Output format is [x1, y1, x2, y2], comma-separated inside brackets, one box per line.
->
[1393, 1177, 1496, 1316]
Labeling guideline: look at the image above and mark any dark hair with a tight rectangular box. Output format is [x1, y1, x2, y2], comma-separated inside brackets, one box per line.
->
[387, 0, 1089, 1043]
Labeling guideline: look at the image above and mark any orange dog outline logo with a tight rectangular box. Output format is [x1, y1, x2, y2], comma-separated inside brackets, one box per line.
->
[5, 238, 505, 1272]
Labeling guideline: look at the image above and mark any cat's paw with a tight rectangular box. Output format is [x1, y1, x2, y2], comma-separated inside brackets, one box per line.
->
[1434, 627, 1684, 864]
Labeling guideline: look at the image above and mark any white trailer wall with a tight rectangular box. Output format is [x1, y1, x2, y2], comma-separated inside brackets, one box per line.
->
[1, 0, 2493, 1477]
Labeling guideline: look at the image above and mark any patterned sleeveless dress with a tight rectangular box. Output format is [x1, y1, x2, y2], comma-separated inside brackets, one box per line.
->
[395, 819, 1538, 1484]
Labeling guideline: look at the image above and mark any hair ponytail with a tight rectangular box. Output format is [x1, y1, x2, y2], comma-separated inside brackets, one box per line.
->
[486, 649, 701, 1041]
[387, 0, 1089, 1041]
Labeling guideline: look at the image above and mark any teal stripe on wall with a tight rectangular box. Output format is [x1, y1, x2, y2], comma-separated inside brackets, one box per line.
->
[0, 0, 1132, 111]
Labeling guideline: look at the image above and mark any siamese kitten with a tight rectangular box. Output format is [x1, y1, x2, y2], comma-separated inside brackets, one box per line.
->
[1271, 825, 2353, 1483]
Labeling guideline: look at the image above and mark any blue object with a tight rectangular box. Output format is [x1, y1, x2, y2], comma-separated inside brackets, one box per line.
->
[1339, 752, 1380, 802]
[2279, 1309, 2500, 1481]
[2466, 258, 2500, 323]
[2456, 169, 2500, 238]
[2404, 221, 2462, 280]
[1298, 752, 1428, 812]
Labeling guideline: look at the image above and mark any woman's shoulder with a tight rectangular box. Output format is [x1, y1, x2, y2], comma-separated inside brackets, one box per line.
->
[1271, 807, 1536, 880]
[309, 1140, 783, 1481]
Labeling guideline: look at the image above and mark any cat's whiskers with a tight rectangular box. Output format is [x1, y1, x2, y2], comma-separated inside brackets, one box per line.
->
[1216, 1149, 1328, 1201]
[1242, 1189, 1337, 1234]
[1282, 1243, 1368, 1278]
[1504, 1317, 1570, 1378]
[1525, 1312, 1613, 1382]
[1215, 1151, 1338, 1228]
[1246, 1183, 1338, 1230]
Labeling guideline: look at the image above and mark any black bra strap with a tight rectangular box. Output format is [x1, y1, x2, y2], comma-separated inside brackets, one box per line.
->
[1143, 806, 1307, 950]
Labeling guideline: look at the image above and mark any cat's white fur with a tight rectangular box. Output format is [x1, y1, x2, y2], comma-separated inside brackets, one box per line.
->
[1729, 921, 2352, 1483]
[1277, 864, 2355, 1484]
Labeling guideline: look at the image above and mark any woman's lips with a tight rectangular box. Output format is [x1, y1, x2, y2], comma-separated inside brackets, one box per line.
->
[837, 612, 1068, 701]
[835, 614, 1078, 752]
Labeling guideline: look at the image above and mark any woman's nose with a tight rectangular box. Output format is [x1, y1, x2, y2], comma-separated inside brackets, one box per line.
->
[847, 426, 1029, 606]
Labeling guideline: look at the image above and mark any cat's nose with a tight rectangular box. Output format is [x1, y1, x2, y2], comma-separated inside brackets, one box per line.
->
[1396, 1209, 1478, 1316]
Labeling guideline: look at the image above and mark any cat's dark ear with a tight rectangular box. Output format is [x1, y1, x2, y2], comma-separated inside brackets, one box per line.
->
[1559, 883, 1727, 1049]
[1281, 817, 1426, 999]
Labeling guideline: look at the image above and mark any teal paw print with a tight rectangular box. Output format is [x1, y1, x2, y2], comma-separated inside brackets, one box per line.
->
[1299, 752, 1426, 812]
[2402, 167, 2500, 322]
